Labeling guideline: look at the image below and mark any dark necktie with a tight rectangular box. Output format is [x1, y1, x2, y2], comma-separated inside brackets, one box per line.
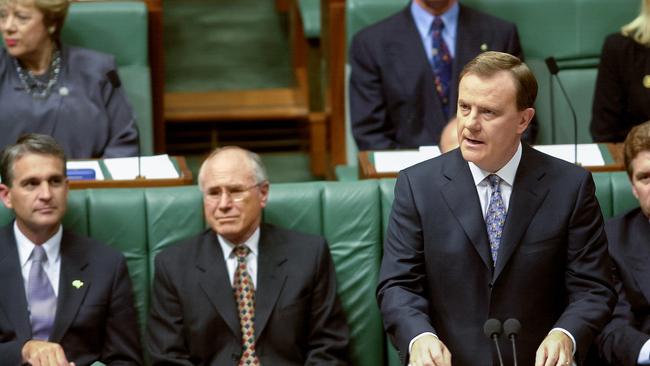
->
[233, 245, 260, 365]
[431, 17, 452, 118]
[486, 175, 506, 264]
[27, 245, 57, 340]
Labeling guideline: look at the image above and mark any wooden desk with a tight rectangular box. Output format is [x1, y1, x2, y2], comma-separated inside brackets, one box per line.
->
[69, 156, 193, 189]
[358, 144, 625, 179]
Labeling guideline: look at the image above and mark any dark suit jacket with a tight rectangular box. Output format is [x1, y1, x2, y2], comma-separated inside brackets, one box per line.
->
[349, 3, 524, 150]
[0, 223, 142, 366]
[146, 224, 350, 365]
[595, 208, 650, 365]
[378, 145, 616, 366]
[591, 33, 650, 142]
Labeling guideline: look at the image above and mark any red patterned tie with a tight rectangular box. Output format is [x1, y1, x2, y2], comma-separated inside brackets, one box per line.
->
[234, 245, 260, 365]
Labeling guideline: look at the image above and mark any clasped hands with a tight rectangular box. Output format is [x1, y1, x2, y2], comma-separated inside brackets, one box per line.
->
[409, 330, 573, 366]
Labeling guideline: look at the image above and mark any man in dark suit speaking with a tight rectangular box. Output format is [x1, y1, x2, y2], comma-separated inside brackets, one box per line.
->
[146, 146, 350, 365]
[0, 134, 142, 365]
[377, 52, 615, 366]
[595, 121, 650, 366]
[349, 0, 526, 150]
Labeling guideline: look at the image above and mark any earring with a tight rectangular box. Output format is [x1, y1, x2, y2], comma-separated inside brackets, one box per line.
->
[48, 26, 55, 34]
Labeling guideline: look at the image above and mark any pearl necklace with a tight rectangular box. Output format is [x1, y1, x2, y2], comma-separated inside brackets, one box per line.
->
[14, 49, 62, 99]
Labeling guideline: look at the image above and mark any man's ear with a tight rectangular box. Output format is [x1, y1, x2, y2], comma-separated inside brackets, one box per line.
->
[259, 181, 270, 208]
[0, 184, 13, 209]
[517, 107, 535, 134]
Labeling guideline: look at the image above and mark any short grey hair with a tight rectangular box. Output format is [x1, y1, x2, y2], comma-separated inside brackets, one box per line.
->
[197, 146, 268, 191]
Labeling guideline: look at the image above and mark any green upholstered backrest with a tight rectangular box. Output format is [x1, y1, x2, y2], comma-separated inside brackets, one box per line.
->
[298, 0, 321, 39]
[611, 171, 639, 216]
[344, 0, 640, 145]
[62, 1, 153, 155]
[265, 181, 386, 366]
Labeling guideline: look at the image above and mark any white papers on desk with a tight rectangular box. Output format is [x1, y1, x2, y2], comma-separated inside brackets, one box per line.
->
[66, 160, 104, 180]
[374, 146, 441, 173]
[104, 154, 179, 180]
[533, 144, 605, 166]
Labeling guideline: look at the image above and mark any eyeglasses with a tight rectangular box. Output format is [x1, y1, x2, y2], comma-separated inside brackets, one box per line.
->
[203, 183, 263, 203]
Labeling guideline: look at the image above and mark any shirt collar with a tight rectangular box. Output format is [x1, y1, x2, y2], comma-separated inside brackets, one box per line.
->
[217, 227, 260, 258]
[468, 142, 522, 187]
[15, 221, 63, 268]
[410, 1, 459, 38]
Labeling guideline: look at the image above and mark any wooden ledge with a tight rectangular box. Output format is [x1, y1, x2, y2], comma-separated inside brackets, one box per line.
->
[164, 87, 309, 122]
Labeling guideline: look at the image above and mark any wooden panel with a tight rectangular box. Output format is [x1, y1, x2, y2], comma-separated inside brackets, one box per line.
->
[322, 0, 347, 167]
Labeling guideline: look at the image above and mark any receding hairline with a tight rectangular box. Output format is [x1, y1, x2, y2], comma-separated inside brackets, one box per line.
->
[197, 147, 266, 191]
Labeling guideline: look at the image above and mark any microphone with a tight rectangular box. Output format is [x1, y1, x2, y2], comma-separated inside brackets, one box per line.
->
[504, 318, 521, 366]
[131, 117, 145, 180]
[483, 318, 505, 366]
[545, 56, 579, 165]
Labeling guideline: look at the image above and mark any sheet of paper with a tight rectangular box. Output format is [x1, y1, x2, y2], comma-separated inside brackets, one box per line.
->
[66, 160, 104, 180]
[104, 154, 179, 180]
[533, 144, 605, 166]
[374, 148, 440, 173]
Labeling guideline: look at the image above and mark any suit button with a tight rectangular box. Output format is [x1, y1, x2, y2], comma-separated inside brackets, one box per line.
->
[488, 282, 493, 289]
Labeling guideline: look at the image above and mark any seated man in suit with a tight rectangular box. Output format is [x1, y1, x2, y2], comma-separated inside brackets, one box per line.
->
[146, 146, 350, 365]
[0, 134, 142, 365]
[596, 121, 650, 366]
[349, 0, 532, 151]
[378, 51, 615, 366]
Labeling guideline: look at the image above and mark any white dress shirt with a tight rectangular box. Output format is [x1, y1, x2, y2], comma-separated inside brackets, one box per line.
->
[15, 222, 63, 297]
[218, 228, 260, 288]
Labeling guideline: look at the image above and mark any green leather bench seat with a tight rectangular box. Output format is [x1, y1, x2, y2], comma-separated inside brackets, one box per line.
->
[0, 173, 636, 364]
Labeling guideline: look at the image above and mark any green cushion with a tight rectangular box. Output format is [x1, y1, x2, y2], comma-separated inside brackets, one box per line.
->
[265, 182, 324, 235]
[86, 189, 149, 342]
[611, 171, 638, 216]
[62, 1, 153, 155]
[298, 0, 321, 39]
[593, 172, 612, 218]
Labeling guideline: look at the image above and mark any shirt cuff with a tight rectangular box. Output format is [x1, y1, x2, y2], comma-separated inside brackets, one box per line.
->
[409, 332, 438, 354]
[638, 338, 650, 364]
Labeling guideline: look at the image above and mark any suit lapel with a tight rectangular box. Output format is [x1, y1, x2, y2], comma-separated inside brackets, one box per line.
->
[494, 146, 549, 280]
[196, 232, 241, 338]
[441, 152, 492, 269]
[624, 211, 650, 304]
[254, 225, 287, 338]
[0, 225, 32, 341]
[387, 8, 447, 129]
[50, 231, 90, 342]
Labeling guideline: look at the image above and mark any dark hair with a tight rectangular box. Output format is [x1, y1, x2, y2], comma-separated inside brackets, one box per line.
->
[459, 51, 538, 110]
[0, 133, 66, 186]
[624, 120, 650, 179]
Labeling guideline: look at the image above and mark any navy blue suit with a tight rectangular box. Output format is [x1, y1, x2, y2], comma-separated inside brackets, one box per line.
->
[596, 208, 650, 365]
[0, 224, 142, 366]
[349, 3, 524, 150]
[378, 145, 615, 366]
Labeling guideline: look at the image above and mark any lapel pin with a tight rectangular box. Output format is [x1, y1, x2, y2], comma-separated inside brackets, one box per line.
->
[72, 280, 84, 289]
[643, 75, 650, 89]
[59, 86, 69, 96]
[480, 43, 488, 52]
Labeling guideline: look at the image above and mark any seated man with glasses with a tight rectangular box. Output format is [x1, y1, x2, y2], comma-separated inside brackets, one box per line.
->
[146, 146, 350, 365]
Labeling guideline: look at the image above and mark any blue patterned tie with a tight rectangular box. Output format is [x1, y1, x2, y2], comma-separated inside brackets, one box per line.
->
[27, 245, 57, 340]
[431, 17, 452, 118]
[233, 245, 260, 365]
[486, 175, 506, 264]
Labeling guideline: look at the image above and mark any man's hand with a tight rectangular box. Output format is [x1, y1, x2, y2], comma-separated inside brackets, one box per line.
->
[535, 330, 574, 366]
[409, 334, 452, 366]
[22, 340, 75, 366]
